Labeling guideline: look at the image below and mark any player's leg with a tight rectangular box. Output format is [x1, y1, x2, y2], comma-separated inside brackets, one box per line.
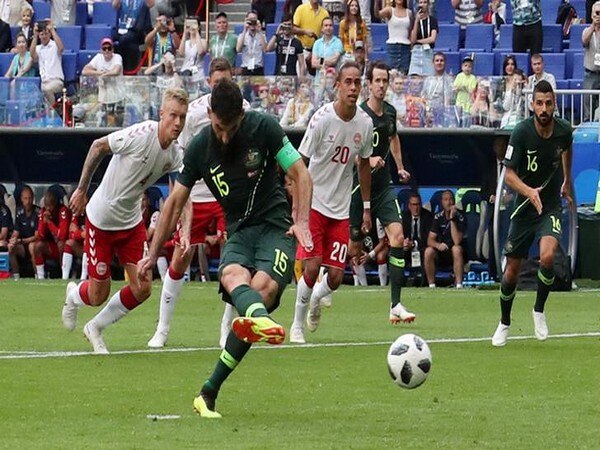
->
[148, 243, 195, 348]
[8, 242, 25, 279]
[61, 238, 77, 280]
[385, 221, 415, 323]
[451, 244, 465, 288]
[377, 246, 389, 286]
[33, 240, 49, 279]
[352, 262, 368, 286]
[424, 246, 437, 287]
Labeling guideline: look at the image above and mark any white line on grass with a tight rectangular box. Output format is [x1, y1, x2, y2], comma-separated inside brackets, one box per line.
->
[0, 331, 598, 360]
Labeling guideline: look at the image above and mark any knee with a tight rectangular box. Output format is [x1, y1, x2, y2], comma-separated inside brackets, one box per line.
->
[33, 241, 43, 255]
[452, 245, 463, 259]
[387, 230, 404, 248]
[302, 261, 320, 284]
[424, 246, 435, 261]
[327, 269, 344, 290]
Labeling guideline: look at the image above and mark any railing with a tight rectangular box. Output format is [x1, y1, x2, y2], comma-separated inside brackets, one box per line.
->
[523, 88, 600, 127]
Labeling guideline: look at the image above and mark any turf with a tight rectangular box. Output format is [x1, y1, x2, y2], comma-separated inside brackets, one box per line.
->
[0, 280, 598, 449]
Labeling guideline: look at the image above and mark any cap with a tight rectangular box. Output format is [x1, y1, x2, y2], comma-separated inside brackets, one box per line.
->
[101, 37, 113, 47]
[216, 11, 227, 19]
[354, 40, 364, 49]
[462, 53, 474, 63]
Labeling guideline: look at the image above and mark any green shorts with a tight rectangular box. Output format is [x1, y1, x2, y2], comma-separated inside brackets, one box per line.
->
[219, 222, 296, 299]
[503, 210, 562, 259]
[350, 186, 402, 242]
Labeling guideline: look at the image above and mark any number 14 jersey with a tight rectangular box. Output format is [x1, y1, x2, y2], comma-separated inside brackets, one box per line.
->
[299, 102, 373, 220]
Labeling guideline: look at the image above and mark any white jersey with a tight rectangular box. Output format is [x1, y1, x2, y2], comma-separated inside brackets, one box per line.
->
[86, 121, 184, 230]
[178, 93, 251, 203]
[299, 102, 373, 219]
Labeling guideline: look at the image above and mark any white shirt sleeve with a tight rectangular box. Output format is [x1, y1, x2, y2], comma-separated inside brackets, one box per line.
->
[298, 111, 322, 159]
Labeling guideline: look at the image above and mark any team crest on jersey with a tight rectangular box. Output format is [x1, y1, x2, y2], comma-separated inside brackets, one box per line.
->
[244, 149, 262, 171]
[353, 132, 362, 145]
[96, 262, 107, 276]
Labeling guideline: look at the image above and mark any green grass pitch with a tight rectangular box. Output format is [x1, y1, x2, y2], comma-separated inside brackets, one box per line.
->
[0, 280, 598, 449]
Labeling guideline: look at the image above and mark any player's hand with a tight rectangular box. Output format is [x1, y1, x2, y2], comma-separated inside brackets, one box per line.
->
[9, 235, 17, 246]
[358, 251, 369, 265]
[397, 168, 411, 182]
[438, 243, 449, 252]
[361, 210, 372, 235]
[370, 156, 385, 170]
[288, 221, 313, 252]
[69, 187, 87, 216]
[528, 187, 543, 215]
[43, 210, 51, 222]
[136, 256, 156, 283]
[178, 234, 192, 257]
[561, 180, 573, 205]
[403, 238, 411, 250]
[449, 205, 456, 219]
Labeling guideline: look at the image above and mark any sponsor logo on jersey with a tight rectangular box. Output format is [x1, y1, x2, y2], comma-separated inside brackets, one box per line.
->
[527, 149, 537, 154]
[209, 164, 222, 174]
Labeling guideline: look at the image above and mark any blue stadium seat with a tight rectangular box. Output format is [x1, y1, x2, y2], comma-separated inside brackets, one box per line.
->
[275, 0, 284, 24]
[555, 79, 569, 114]
[436, 0, 455, 23]
[572, 52, 584, 79]
[463, 24, 494, 52]
[56, 26, 83, 51]
[85, 24, 111, 50]
[263, 52, 276, 75]
[62, 52, 77, 82]
[493, 51, 529, 76]
[371, 23, 387, 51]
[571, 0, 586, 18]
[436, 24, 459, 51]
[234, 24, 243, 35]
[460, 190, 482, 261]
[542, 52, 566, 80]
[569, 79, 583, 120]
[92, 1, 117, 26]
[76, 1, 89, 26]
[396, 188, 413, 213]
[5, 99, 26, 125]
[13, 77, 41, 98]
[428, 190, 447, 215]
[542, 0, 561, 24]
[77, 49, 97, 74]
[444, 51, 460, 75]
[564, 50, 583, 79]
[32, 1, 51, 20]
[504, 0, 513, 23]
[464, 51, 494, 76]
[496, 24, 512, 50]
[569, 23, 587, 49]
[10, 26, 19, 44]
[266, 23, 278, 42]
[0, 53, 13, 75]
[542, 24, 563, 53]
[0, 78, 10, 106]
[370, 50, 387, 62]
[203, 53, 210, 75]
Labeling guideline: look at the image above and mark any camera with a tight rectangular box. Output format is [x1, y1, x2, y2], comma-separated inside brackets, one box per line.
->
[246, 19, 258, 26]
[37, 20, 48, 31]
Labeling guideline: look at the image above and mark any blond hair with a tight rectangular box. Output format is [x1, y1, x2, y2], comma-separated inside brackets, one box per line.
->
[162, 88, 189, 108]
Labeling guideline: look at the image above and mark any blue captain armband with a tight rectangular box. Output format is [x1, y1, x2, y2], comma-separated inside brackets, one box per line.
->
[275, 136, 302, 171]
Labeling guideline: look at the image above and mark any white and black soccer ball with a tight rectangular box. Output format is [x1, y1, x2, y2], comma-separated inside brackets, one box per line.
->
[387, 334, 432, 389]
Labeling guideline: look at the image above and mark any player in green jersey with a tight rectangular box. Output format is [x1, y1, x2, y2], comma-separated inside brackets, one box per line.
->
[492, 80, 574, 347]
[138, 79, 313, 417]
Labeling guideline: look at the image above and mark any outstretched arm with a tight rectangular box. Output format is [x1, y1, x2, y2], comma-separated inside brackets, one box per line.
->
[285, 159, 313, 251]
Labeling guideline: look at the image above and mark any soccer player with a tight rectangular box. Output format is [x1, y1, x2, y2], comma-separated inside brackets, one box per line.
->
[147, 58, 249, 350]
[351, 60, 415, 325]
[290, 61, 373, 344]
[137, 79, 313, 418]
[61, 88, 188, 354]
[492, 80, 573, 347]
[61, 212, 88, 280]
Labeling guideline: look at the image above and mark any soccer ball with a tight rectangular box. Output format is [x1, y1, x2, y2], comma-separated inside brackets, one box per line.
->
[387, 334, 432, 389]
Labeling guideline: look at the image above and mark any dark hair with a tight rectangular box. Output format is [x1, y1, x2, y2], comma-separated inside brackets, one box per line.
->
[210, 79, 243, 123]
[44, 189, 57, 206]
[502, 55, 517, 75]
[209, 57, 232, 76]
[216, 12, 227, 19]
[366, 60, 390, 82]
[433, 51, 446, 61]
[282, 12, 293, 23]
[343, 0, 363, 37]
[20, 185, 34, 198]
[409, 192, 422, 203]
[15, 31, 27, 41]
[336, 60, 361, 81]
[391, 0, 408, 8]
[533, 79, 555, 96]
[321, 16, 333, 27]
[531, 53, 543, 62]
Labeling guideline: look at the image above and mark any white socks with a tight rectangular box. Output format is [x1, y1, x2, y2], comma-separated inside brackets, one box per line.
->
[292, 275, 313, 330]
[312, 273, 333, 303]
[80, 253, 88, 280]
[156, 271, 185, 333]
[36, 264, 45, 279]
[91, 290, 129, 330]
[157, 256, 169, 281]
[62, 252, 73, 280]
[69, 282, 86, 307]
[353, 264, 368, 286]
[378, 263, 388, 286]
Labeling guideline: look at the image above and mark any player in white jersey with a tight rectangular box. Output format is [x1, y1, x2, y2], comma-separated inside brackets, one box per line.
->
[290, 61, 374, 344]
[147, 58, 251, 349]
[61, 88, 189, 354]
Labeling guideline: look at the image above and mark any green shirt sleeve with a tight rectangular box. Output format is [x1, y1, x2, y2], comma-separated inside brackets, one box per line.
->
[263, 115, 302, 171]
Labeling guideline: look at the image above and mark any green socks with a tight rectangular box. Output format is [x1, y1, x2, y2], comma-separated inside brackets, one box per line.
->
[389, 247, 405, 308]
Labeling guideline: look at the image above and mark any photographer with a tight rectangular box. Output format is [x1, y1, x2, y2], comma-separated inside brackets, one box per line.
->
[266, 13, 305, 77]
[30, 19, 65, 104]
[409, 0, 438, 77]
[144, 14, 180, 66]
[236, 10, 267, 75]
[178, 16, 206, 77]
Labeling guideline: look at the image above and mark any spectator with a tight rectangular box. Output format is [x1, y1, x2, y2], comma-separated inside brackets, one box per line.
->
[13, 4, 33, 50]
[582, 2, 600, 120]
[500, 68, 527, 128]
[353, 39, 367, 74]
[527, 53, 557, 110]
[293, 0, 330, 75]
[409, 0, 436, 16]
[353, 219, 389, 286]
[5, 32, 35, 78]
[48, 0, 76, 26]
[0, 16, 10, 52]
[0, 193, 13, 249]
[82, 38, 124, 127]
[311, 17, 344, 86]
[61, 212, 87, 280]
[492, 54, 517, 117]
[424, 190, 466, 289]
[7, 186, 39, 280]
[402, 192, 432, 271]
[209, 12, 238, 69]
[323, 0, 345, 24]
[423, 52, 453, 111]
[266, 13, 305, 76]
[470, 82, 491, 127]
[279, 80, 313, 128]
[33, 189, 70, 280]
[145, 14, 180, 66]
[339, 0, 369, 55]
[484, 0, 506, 46]
[388, 73, 407, 127]
[0, 0, 29, 26]
[113, 0, 153, 73]
[376, 0, 412, 75]
[452, 0, 484, 48]
[409, 0, 438, 76]
[30, 19, 65, 104]
[510, 0, 542, 54]
[453, 54, 477, 116]
[178, 16, 205, 77]
[405, 74, 426, 127]
[236, 10, 267, 75]
[252, 0, 276, 26]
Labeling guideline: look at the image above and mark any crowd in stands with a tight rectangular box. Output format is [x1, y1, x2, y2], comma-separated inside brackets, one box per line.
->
[0, 0, 599, 127]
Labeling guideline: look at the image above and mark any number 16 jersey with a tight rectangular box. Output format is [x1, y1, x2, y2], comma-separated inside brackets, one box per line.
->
[299, 102, 373, 220]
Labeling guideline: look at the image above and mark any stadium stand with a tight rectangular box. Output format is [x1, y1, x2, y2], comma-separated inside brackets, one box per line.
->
[32, 1, 51, 21]
[76, 2, 89, 26]
[84, 25, 112, 50]
[56, 26, 83, 52]
[92, 1, 118, 26]
[463, 24, 494, 53]
[436, 24, 460, 52]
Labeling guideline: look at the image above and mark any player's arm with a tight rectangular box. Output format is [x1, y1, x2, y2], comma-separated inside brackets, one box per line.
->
[505, 166, 542, 215]
[389, 133, 410, 182]
[57, 208, 70, 241]
[561, 143, 574, 204]
[427, 230, 442, 250]
[70, 137, 112, 216]
[449, 209, 464, 246]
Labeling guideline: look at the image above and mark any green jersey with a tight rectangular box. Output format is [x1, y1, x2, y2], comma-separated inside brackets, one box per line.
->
[209, 33, 238, 67]
[355, 100, 397, 193]
[504, 117, 573, 219]
[179, 111, 301, 234]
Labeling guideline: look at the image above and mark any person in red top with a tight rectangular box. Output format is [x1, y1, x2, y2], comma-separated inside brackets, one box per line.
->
[61, 212, 88, 280]
[33, 189, 71, 279]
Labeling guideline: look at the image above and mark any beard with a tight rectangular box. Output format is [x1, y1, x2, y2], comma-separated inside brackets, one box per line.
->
[534, 112, 552, 127]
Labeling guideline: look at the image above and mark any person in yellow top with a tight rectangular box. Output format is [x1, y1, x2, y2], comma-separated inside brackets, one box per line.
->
[339, 0, 369, 53]
[453, 55, 477, 116]
[293, 0, 330, 74]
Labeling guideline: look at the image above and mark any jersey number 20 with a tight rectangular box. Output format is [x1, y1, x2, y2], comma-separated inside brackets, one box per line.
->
[331, 146, 350, 164]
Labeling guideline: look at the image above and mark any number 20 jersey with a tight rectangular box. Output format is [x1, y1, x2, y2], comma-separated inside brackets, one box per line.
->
[299, 102, 373, 220]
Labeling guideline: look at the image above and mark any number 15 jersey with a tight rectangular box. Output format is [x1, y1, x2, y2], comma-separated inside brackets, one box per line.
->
[299, 102, 373, 220]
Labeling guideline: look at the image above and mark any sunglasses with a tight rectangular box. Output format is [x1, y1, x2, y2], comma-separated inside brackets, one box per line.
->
[259, 89, 268, 93]
[102, 46, 113, 51]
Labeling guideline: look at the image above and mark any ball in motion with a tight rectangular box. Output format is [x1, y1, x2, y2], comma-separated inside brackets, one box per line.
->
[387, 334, 432, 389]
